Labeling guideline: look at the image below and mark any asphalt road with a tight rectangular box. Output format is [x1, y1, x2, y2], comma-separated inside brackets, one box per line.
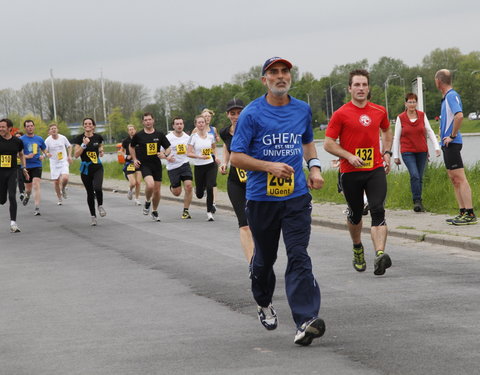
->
[1, 183, 479, 375]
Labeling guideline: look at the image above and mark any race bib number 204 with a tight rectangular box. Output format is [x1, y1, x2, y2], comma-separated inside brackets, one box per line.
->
[266, 172, 294, 197]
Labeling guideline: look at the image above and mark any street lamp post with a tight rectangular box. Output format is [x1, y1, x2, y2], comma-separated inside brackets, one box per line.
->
[50, 69, 57, 122]
[330, 82, 343, 115]
[384, 74, 400, 119]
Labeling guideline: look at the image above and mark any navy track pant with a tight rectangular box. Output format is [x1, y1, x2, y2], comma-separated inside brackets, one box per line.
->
[246, 193, 320, 328]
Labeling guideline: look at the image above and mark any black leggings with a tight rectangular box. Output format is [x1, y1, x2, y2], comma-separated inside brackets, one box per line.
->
[0, 169, 18, 221]
[341, 167, 387, 226]
[227, 179, 248, 227]
[81, 165, 104, 217]
[17, 166, 25, 193]
[194, 163, 216, 213]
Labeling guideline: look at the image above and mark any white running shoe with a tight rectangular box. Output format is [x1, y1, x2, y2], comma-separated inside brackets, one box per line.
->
[98, 206, 106, 217]
[257, 304, 278, 330]
[57, 199, 63, 206]
[135, 199, 142, 206]
[62, 187, 68, 199]
[127, 189, 133, 200]
[207, 212, 214, 222]
[10, 223, 21, 233]
[91, 216, 97, 226]
[151, 210, 161, 222]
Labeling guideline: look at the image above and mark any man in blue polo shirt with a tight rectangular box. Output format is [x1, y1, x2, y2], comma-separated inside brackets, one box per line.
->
[435, 69, 476, 225]
[20, 119, 47, 216]
[230, 57, 325, 346]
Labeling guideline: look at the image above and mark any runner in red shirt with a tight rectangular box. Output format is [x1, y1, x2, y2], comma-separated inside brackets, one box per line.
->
[324, 69, 393, 276]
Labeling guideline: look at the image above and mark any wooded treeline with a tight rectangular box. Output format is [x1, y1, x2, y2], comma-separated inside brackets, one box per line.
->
[1, 47, 479, 141]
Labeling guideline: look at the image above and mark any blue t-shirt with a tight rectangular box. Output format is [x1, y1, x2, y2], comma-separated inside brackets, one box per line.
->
[230, 95, 313, 201]
[20, 135, 46, 168]
[440, 89, 463, 146]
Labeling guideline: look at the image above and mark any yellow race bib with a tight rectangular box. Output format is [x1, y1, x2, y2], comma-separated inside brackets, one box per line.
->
[146, 143, 157, 156]
[267, 173, 294, 197]
[86, 151, 98, 164]
[236, 168, 247, 183]
[57, 151, 63, 160]
[176, 144, 186, 155]
[32, 143, 38, 154]
[355, 148, 374, 169]
[1, 155, 12, 168]
[201, 148, 212, 157]
[126, 163, 136, 171]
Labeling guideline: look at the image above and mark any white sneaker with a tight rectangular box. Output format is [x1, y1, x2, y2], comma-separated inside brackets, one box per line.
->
[98, 206, 106, 217]
[91, 216, 97, 226]
[62, 187, 68, 199]
[294, 318, 326, 346]
[57, 199, 63, 206]
[10, 223, 21, 233]
[127, 189, 133, 200]
[207, 212, 214, 221]
[257, 304, 278, 330]
[135, 199, 141, 206]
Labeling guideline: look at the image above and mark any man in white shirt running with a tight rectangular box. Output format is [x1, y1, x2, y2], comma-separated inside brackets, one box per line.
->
[163, 117, 193, 219]
[45, 123, 72, 205]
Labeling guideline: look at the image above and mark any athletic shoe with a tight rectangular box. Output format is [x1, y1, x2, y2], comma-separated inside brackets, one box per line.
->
[362, 203, 369, 216]
[413, 200, 425, 212]
[452, 214, 477, 225]
[91, 216, 97, 226]
[22, 194, 30, 206]
[143, 201, 151, 215]
[135, 199, 142, 206]
[98, 206, 106, 217]
[62, 187, 68, 199]
[352, 246, 366, 272]
[294, 317, 326, 346]
[19, 192, 25, 202]
[207, 212, 214, 221]
[10, 223, 21, 233]
[33, 208, 41, 216]
[57, 200, 63, 206]
[446, 213, 464, 225]
[127, 189, 133, 200]
[182, 210, 192, 219]
[151, 210, 161, 222]
[374, 251, 392, 276]
[257, 304, 278, 331]
[211, 203, 217, 214]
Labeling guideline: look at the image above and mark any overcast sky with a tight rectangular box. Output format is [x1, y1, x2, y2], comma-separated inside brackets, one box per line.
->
[2, 0, 478, 97]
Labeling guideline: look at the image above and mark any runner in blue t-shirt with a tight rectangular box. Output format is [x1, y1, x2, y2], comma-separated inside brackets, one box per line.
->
[230, 57, 326, 346]
[20, 120, 47, 216]
[435, 69, 476, 225]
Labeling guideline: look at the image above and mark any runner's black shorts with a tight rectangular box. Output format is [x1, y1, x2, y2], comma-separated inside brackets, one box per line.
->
[24, 167, 42, 183]
[442, 143, 464, 170]
[167, 162, 193, 188]
[227, 179, 248, 227]
[341, 167, 387, 226]
[140, 161, 163, 181]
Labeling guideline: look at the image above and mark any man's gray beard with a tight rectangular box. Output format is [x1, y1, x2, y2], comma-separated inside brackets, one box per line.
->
[268, 82, 291, 96]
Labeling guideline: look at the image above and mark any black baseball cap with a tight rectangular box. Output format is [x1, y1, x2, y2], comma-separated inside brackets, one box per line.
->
[262, 57, 293, 75]
[225, 98, 245, 112]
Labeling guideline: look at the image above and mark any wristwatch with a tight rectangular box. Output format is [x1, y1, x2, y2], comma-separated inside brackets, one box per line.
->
[449, 134, 457, 139]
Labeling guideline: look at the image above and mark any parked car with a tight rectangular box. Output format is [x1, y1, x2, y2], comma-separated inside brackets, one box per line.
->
[468, 112, 478, 120]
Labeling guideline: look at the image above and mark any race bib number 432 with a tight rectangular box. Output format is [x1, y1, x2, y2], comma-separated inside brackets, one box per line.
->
[355, 148, 374, 169]
[266, 172, 294, 197]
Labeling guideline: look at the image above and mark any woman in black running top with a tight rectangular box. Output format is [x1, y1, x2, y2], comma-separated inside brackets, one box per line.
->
[72, 118, 106, 226]
[219, 99, 254, 263]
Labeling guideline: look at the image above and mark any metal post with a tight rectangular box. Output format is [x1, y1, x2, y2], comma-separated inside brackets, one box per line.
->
[100, 70, 109, 142]
[50, 69, 57, 122]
